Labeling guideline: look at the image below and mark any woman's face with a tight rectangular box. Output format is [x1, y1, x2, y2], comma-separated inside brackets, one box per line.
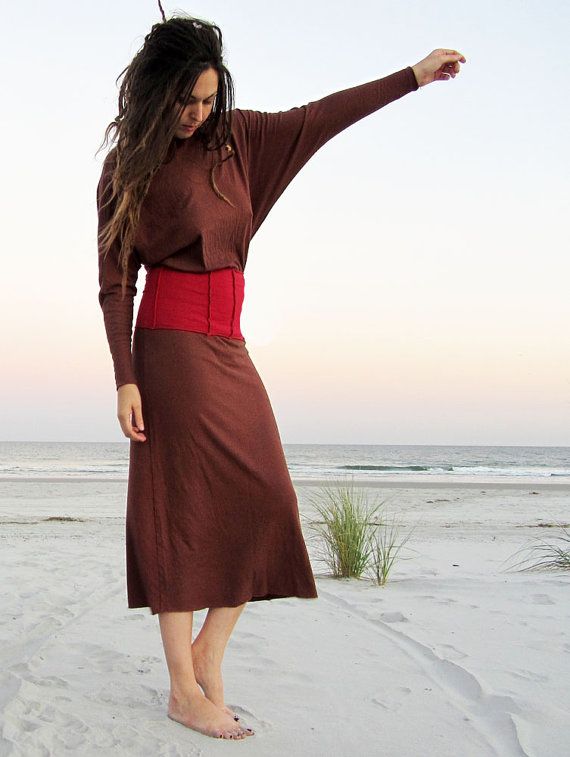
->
[174, 67, 219, 139]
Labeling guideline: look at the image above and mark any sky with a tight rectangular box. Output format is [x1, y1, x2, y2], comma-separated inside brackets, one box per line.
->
[1, 0, 569, 445]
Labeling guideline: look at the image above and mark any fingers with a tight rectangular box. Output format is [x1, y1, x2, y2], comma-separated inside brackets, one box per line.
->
[133, 403, 145, 436]
[431, 49, 466, 83]
[118, 409, 146, 441]
[442, 60, 461, 78]
[117, 387, 147, 442]
[438, 48, 466, 63]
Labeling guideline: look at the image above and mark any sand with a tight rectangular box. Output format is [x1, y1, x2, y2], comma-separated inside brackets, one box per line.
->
[0, 478, 568, 755]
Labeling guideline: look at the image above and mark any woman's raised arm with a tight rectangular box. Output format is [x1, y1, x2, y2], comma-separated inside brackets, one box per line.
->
[234, 66, 418, 235]
[234, 49, 466, 236]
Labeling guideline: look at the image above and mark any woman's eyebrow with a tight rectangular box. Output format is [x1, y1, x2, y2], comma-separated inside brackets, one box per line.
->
[187, 91, 218, 100]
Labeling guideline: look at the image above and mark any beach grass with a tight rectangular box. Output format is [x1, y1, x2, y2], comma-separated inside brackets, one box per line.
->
[367, 511, 416, 586]
[503, 523, 570, 572]
[305, 478, 384, 579]
[304, 477, 413, 583]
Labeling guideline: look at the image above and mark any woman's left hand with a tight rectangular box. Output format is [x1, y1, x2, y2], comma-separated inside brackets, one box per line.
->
[411, 49, 467, 88]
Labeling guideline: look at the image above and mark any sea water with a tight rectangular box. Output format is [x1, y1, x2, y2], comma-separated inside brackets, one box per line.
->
[0, 441, 568, 520]
[0, 441, 568, 483]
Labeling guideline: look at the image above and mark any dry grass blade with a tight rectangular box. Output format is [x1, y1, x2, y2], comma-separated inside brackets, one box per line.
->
[501, 523, 570, 573]
[368, 512, 417, 586]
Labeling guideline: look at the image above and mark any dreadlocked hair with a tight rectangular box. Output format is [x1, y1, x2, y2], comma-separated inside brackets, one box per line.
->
[96, 10, 236, 299]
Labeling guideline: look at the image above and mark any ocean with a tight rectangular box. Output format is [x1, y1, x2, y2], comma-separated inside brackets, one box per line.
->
[0, 441, 568, 484]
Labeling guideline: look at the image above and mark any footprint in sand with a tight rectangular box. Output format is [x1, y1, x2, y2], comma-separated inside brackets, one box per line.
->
[66, 643, 133, 675]
[436, 643, 468, 661]
[509, 669, 548, 683]
[31, 675, 70, 690]
[371, 686, 412, 712]
[232, 630, 265, 642]
[380, 611, 408, 623]
[531, 593, 555, 605]
[95, 680, 164, 708]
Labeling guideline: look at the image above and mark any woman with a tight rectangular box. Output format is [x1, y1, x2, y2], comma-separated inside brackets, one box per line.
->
[96, 5, 465, 742]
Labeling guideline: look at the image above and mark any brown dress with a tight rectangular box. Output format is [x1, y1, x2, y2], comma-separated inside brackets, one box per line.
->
[97, 66, 419, 613]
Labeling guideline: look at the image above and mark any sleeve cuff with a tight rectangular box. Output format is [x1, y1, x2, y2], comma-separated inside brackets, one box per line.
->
[407, 65, 420, 90]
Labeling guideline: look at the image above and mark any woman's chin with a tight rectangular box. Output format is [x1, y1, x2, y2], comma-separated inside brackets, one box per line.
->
[176, 125, 199, 139]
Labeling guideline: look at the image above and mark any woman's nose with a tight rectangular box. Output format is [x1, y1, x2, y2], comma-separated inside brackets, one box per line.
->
[186, 104, 203, 123]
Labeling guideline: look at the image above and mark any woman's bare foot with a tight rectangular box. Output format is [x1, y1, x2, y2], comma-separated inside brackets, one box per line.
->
[167, 685, 254, 739]
[192, 644, 238, 721]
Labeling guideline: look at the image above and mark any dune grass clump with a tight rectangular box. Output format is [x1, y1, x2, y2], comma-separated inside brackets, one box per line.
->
[304, 477, 413, 584]
[368, 512, 415, 586]
[306, 479, 383, 579]
[503, 524, 570, 572]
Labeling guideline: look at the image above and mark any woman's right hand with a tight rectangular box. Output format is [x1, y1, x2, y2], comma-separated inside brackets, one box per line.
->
[117, 383, 147, 442]
[411, 49, 466, 88]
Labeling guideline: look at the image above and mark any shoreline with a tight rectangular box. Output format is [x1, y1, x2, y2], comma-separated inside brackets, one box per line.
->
[0, 475, 569, 490]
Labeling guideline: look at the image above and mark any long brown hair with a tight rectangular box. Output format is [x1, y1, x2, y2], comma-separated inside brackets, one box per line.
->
[96, 9, 236, 298]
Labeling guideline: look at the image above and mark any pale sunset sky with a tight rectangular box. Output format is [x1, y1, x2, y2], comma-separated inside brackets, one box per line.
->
[1, 0, 568, 444]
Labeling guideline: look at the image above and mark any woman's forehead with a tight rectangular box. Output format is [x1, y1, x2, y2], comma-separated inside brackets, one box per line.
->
[186, 67, 219, 97]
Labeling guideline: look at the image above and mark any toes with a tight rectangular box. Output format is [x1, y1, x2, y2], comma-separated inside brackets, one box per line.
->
[221, 728, 241, 739]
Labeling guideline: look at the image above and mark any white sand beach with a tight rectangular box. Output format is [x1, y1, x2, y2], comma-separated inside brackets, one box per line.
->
[0, 478, 568, 755]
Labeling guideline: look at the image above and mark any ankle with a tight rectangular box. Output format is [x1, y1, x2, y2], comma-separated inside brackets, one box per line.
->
[169, 682, 203, 703]
[192, 641, 223, 667]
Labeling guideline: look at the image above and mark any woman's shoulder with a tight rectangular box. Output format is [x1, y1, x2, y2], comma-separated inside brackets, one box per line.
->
[229, 108, 258, 131]
[227, 109, 253, 150]
[97, 146, 118, 185]
[103, 146, 118, 169]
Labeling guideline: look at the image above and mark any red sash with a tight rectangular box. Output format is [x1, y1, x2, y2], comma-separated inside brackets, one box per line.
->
[135, 265, 245, 340]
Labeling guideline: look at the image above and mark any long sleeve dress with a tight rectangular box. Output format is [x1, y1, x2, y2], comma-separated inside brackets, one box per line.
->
[97, 65, 419, 614]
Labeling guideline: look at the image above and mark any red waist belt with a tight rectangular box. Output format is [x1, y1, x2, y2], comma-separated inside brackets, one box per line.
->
[135, 265, 245, 340]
